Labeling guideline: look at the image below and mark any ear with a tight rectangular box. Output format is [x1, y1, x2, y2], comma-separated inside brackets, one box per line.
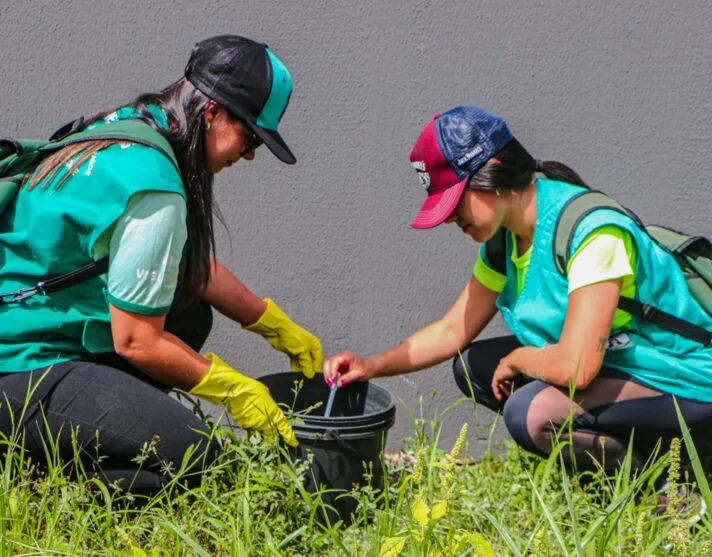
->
[203, 100, 221, 128]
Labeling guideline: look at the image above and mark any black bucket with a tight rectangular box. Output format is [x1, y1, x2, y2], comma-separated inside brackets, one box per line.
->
[259, 373, 396, 525]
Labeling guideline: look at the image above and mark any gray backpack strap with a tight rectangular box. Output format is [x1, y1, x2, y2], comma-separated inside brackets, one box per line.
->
[484, 227, 508, 275]
[554, 190, 712, 346]
[552, 190, 642, 275]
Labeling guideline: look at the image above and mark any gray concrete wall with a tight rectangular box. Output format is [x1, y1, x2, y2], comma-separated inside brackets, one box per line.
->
[2, 1, 711, 453]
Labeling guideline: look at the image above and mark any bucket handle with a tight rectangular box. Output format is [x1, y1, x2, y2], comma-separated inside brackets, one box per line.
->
[322, 429, 365, 460]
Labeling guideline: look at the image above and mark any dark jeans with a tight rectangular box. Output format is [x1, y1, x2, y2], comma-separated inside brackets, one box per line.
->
[0, 301, 218, 495]
[453, 335, 712, 472]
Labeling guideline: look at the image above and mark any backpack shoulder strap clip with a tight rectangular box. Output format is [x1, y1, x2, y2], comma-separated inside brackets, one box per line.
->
[0, 257, 110, 305]
[49, 117, 86, 142]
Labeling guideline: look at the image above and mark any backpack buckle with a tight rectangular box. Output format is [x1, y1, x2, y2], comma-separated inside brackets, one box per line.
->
[0, 282, 46, 304]
[640, 304, 658, 322]
[11, 286, 41, 303]
[0, 286, 36, 304]
[49, 117, 85, 142]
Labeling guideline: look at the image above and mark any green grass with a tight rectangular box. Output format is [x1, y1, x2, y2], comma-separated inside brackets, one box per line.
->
[1, 397, 711, 556]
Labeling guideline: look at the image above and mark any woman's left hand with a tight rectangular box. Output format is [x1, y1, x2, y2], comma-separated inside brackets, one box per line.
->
[491, 354, 521, 402]
[244, 298, 323, 378]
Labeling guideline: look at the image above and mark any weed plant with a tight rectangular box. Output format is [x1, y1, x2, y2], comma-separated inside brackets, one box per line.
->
[0, 385, 711, 556]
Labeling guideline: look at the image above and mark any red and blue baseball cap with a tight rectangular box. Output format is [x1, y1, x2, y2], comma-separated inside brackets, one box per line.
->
[185, 35, 296, 164]
[409, 106, 514, 229]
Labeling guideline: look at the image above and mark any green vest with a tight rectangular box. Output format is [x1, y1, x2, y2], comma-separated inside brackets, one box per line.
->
[0, 107, 185, 371]
[496, 179, 712, 402]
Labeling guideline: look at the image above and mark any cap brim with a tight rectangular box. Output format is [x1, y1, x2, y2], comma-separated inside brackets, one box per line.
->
[244, 120, 296, 165]
[410, 179, 467, 229]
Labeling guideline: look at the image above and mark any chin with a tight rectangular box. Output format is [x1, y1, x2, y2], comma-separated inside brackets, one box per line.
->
[462, 226, 480, 241]
[459, 225, 480, 242]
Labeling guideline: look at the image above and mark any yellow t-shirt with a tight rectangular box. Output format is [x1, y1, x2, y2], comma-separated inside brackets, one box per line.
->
[474, 225, 636, 329]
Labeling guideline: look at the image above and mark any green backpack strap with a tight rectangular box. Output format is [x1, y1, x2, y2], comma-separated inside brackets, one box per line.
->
[1, 118, 180, 177]
[43, 118, 181, 176]
[0, 117, 181, 305]
[0, 138, 49, 170]
[554, 190, 712, 347]
[1, 117, 181, 216]
[0, 138, 52, 213]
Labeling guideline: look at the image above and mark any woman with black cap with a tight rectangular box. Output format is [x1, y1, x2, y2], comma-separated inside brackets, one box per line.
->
[0, 35, 321, 494]
[324, 106, 712, 511]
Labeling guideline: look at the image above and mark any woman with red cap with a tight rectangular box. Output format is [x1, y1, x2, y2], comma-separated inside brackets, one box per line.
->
[324, 106, 712, 494]
[0, 35, 321, 495]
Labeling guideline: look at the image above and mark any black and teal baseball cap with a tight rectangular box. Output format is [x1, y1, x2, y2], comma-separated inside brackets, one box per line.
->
[185, 35, 296, 164]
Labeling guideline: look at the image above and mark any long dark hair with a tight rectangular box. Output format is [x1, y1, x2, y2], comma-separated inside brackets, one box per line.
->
[127, 78, 215, 306]
[26, 78, 215, 306]
[467, 138, 588, 191]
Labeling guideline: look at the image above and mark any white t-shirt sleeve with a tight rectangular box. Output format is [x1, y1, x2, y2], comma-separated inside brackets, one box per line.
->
[106, 192, 187, 315]
[567, 228, 635, 294]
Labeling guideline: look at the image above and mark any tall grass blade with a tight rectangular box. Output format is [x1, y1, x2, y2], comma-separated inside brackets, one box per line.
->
[673, 397, 712, 526]
[557, 451, 582, 554]
[477, 508, 524, 557]
[526, 471, 569, 555]
[159, 520, 211, 557]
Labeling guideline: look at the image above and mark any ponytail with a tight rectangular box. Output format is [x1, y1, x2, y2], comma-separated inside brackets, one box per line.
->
[468, 138, 588, 191]
[536, 160, 588, 189]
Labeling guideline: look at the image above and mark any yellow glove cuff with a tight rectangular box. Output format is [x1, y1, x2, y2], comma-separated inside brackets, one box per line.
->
[243, 298, 285, 335]
[188, 352, 242, 405]
[189, 353, 298, 447]
[242, 298, 322, 380]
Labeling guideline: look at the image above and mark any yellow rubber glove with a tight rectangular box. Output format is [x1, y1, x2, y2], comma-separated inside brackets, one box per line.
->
[244, 298, 323, 379]
[189, 353, 297, 447]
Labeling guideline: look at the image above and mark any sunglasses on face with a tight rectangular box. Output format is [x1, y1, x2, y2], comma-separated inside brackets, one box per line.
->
[239, 120, 263, 155]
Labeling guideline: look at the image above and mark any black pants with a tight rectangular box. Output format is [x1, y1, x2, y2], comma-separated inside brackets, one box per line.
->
[453, 335, 712, 472]
[0, 301, 219, 494]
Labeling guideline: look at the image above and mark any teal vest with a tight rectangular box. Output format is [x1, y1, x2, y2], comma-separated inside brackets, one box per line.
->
[498, 179, 712, 402]
[0, 108, 185, 371]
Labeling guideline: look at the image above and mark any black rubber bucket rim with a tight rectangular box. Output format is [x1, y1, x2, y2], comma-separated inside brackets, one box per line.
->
[259, 372, 396, 440]
[292, 414, 396, 441]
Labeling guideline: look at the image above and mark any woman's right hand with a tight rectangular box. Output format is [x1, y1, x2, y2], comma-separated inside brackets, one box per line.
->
[190, 353, 297, 446]
[323, 351, 377, 387]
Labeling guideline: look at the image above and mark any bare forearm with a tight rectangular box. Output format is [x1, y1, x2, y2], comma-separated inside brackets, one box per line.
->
[508, 280, 619, 389]
[371, 280, 498, 377]
[371, 320, 467, 377]
[324, 278, 498, 387]
[120, 332, 211, 391]
[507, 343, 601, 389]
[202, 258, 266, 325]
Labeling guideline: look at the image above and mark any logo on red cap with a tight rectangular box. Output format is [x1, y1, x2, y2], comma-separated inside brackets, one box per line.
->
[411, 160, 431, 190]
